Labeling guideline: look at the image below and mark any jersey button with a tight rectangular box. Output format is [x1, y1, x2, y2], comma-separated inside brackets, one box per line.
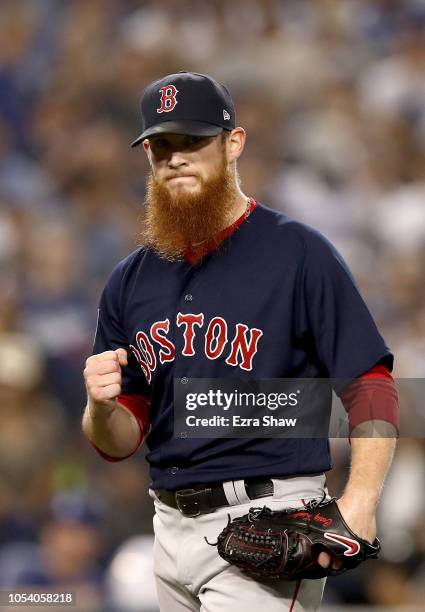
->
[170, 466, 179, 475]
[184, 294, 193, 302]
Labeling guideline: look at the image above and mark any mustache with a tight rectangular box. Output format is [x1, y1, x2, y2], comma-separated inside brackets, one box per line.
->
[164, 172, 199, 180]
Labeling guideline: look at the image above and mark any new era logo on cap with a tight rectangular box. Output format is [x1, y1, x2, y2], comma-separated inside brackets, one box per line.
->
[131, 71, 236, 147]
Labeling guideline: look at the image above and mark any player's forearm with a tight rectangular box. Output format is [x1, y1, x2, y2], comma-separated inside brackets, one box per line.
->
[82, 399, 141, 458]
[342, 433, 397, 509]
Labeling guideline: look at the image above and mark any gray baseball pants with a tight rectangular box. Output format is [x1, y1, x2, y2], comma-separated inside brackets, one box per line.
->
[149, 474, 327, 611]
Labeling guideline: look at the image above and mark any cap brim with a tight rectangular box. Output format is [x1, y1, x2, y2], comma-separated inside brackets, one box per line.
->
[130, 120, 224, 148]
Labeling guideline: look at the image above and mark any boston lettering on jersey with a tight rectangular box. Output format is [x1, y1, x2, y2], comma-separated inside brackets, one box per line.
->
[93, 203, 393, 489]
[131, 314, 263, 384]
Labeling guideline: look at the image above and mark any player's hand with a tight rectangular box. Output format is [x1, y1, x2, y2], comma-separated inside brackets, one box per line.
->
[84, 349, 128, 412]
[317, 496, 377, 571]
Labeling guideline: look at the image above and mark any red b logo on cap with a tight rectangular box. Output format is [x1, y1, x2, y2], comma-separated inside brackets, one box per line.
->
[157, 85, 178, 114]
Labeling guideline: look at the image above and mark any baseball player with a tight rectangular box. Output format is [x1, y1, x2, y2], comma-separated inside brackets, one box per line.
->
[82, 72, 399, 611]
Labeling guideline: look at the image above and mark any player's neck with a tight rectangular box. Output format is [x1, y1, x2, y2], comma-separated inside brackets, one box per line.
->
[229, 189, 250, 226]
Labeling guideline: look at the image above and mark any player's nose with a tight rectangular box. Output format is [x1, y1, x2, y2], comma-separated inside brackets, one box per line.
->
[167, 151, 188, 169]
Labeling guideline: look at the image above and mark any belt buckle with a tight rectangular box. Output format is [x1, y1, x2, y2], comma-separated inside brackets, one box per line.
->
[175, 488, 202, 517]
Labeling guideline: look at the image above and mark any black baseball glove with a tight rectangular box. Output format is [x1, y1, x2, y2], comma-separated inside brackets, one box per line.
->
[206, 497, 380, 580]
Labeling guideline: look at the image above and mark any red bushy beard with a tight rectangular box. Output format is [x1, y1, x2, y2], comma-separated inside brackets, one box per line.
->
[141, 157, 238, 261]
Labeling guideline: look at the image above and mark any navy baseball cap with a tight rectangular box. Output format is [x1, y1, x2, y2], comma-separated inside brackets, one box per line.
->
[130, 71, 236, 147]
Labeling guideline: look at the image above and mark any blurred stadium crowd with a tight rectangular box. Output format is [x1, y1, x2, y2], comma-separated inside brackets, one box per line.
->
[0, 0, 424, 609]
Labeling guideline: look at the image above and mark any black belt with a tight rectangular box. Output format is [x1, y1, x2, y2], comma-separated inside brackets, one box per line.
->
[154, 478, 274, 517]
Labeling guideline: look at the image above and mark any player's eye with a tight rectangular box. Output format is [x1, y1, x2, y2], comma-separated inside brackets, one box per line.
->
[151, 138, 168, 149]
[149, 138, 171, 155]
[188, 136, 203, 145]
[184, 135, 210, 150]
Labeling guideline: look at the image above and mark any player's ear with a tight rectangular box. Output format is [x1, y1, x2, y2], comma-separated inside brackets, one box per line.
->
[226, 128, 246, 163]
[143, 139, 154, 167]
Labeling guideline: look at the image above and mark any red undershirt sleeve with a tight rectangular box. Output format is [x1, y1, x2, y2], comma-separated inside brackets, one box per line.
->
[88, 394, 151, 462]
[341, 363, 400, 438]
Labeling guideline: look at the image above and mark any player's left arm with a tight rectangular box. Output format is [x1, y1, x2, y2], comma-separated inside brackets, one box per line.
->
[319, 435, 396, 570]
[319, 364, 398, 570]
[297, 227, 399, 570]
[337, 434, 396, 540]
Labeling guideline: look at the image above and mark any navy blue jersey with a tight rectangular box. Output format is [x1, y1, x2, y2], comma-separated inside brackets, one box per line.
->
[93, 202, 393, 489]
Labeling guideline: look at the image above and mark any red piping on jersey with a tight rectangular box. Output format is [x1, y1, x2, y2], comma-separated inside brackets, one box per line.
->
[289, 580, 301, 612]
[183, 197, 257, 265]
[88, 394, 151, 462]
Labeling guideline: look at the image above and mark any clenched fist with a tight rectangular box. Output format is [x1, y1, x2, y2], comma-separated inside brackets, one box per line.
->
[84, 349, 128, 407]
